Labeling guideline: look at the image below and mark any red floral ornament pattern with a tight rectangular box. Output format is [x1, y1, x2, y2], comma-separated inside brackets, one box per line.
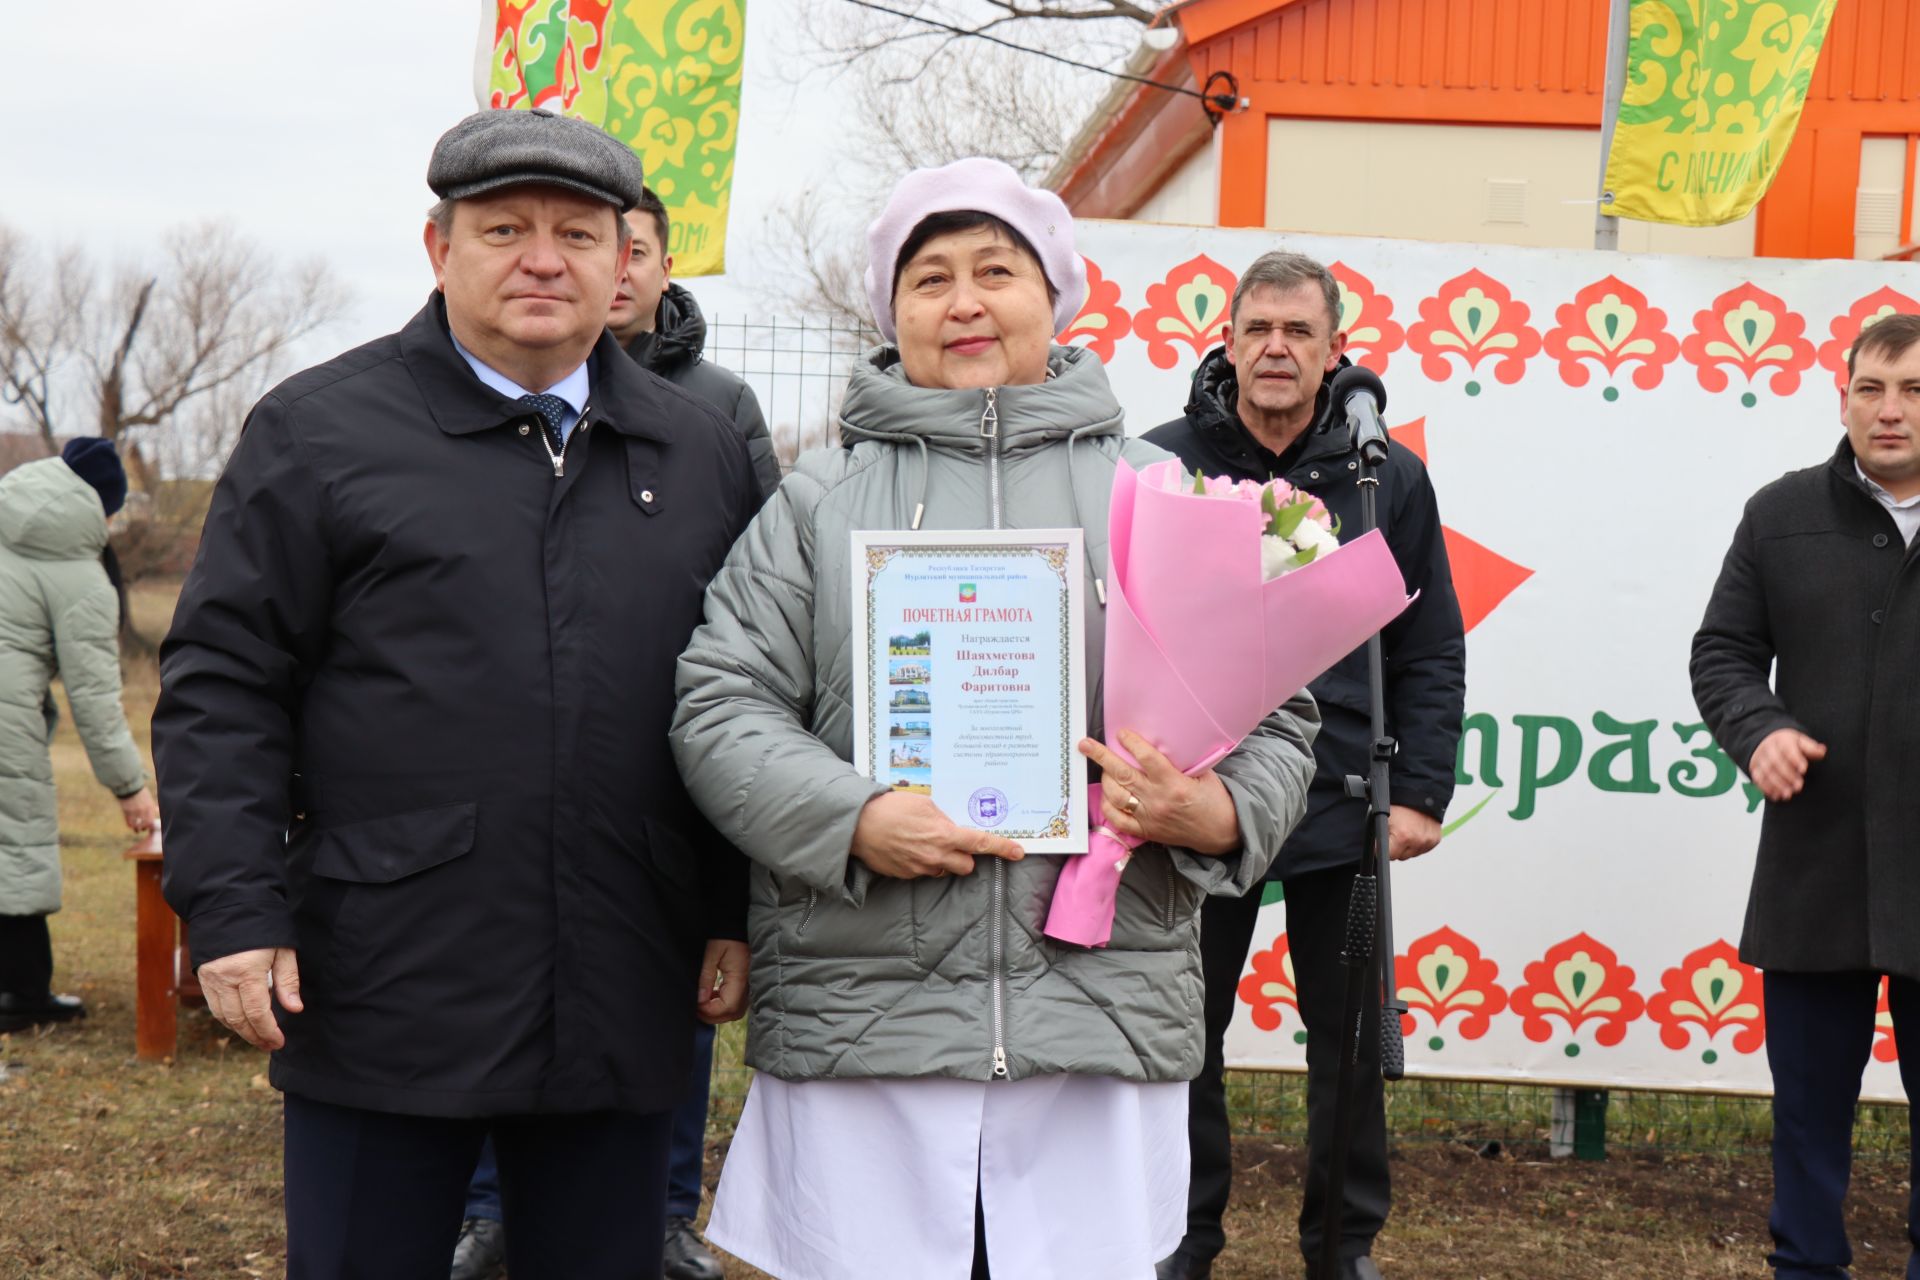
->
[1875, 976, 1900, 1065]
[1512, 933, 1646, 1055]
[1130, 255, 1237, 370]
[1405, 269, 1543, 394]
[1237, 933, 1304, 1042]
[1679, 283, 1817, 405]
[1817, 287, 1920, 390]
[1058, 257, 1132, 364]
[1646, 940, 1765, 1062]
[1542, 276, 1681, 397]
[1395, 926, 1508, 1049]
[1330, 262, 1404, 375]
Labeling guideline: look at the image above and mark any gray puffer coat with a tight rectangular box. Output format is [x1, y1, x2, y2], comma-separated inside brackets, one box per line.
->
[0, 458, 147, 915]
[672, 345, 1318, 1084]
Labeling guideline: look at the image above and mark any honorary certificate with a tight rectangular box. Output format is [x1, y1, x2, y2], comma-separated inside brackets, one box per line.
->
[851, 529, 1088, 854]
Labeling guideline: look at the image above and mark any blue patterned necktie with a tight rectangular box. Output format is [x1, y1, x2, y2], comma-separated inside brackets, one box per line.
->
[517, 392, 570, 453]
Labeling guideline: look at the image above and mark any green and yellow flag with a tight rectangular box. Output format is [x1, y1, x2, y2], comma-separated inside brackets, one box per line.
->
[1602, 0, 1836, 227]
[484, 0, 745, 275]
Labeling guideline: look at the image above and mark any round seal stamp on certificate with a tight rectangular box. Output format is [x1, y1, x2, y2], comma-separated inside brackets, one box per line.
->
[968, 787, 1009, 828]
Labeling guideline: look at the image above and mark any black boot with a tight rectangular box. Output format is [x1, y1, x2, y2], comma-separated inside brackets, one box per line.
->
[1155, 1253, 1213, 1280]
[0, 992, 85, 1033]
[663, 1215, 724, 1280]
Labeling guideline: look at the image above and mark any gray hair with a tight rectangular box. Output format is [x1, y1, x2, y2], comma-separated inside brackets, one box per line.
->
[1230, 251, 1341, 331]
[426, 196, 632, 247]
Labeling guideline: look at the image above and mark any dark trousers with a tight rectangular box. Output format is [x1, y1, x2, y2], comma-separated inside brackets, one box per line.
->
[0, 913, 53, 999]
[465, 1023, 714, 1224]
[1179, 864, 1390, 1269]
[1763, 970, 1920, 1280]
[666, 1022, 716, 1219]
[285, 1093, 671, 1280]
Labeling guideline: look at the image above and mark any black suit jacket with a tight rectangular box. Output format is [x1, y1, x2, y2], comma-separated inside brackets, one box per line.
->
[1692, 438, 1920, 982]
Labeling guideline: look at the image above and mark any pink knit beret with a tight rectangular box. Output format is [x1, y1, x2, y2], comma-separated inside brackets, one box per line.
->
[863, 157, 1088, 345]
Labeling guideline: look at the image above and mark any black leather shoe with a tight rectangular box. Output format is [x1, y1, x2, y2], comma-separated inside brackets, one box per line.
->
[1306, 1257, 1383, 1280]
[663, 1215, 724, 1280]
[1154, 1253, 1212, 1280]
[449, 1216, 506, 1280]
[0, 992, 86, 1031]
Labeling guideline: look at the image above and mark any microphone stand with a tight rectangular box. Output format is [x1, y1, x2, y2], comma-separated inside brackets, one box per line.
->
[1317, 399, 1406, 1280]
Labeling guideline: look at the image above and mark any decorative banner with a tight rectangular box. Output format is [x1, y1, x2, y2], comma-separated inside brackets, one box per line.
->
[1602, 0, 1837, 227]
[1070, 218, 1920, 1100]
[482, 0, 744, 275]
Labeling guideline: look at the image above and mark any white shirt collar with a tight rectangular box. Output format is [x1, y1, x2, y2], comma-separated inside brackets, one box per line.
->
[1855, 459, 1920, 510]
[449, 332, 590, 415]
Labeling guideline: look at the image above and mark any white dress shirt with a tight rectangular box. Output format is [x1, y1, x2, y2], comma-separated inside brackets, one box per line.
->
[450, 334, 590, 441]
[1855, 460, 1920, 548]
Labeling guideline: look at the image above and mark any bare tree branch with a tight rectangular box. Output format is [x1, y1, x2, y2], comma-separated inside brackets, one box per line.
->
[95, 277, 156, 440]
[61, 226, 345, 457]
[0, 221, 347, 484]
[798, 0, 1155, 86]
[0, 229, 90, 445]
[757, 189, 877, 331]
[755, 25, 1087, 329]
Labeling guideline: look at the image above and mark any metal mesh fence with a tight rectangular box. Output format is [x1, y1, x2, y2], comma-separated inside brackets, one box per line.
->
[701, 313, 880, 471]
[687, 318, 1911, 1162]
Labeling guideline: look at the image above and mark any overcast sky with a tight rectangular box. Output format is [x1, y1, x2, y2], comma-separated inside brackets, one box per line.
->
[6, 0, 869, 362]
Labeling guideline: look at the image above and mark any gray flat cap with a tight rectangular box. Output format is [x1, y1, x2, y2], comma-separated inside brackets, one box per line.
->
[428, 109, 645, 211]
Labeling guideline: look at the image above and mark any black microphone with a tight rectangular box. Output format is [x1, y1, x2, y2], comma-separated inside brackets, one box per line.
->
[1329, 365, 1390, 468]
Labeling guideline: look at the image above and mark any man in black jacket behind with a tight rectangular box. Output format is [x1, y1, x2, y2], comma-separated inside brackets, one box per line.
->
[1146, 251, 1466, 1280]
[1691, 314, 1920, 1280]
[155, 110, 757, 1280]
[609, 185, 781, 499]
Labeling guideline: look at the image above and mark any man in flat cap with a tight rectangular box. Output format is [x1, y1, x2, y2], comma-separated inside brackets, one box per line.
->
[154, 109, 757, 1278]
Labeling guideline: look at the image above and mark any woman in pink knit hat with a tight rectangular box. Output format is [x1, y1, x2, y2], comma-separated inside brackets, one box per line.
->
[672, 159, 1316, 1280]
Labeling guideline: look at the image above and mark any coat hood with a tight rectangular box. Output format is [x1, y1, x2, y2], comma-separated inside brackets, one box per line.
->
[838, 343, 1125, 456]
[1182, 345, 1355, 472]
[622, 282, 707, 377]
[0, 457, 109, 562]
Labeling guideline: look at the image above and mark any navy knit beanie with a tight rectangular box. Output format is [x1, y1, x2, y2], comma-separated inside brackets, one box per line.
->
[61, 437, 128, 518]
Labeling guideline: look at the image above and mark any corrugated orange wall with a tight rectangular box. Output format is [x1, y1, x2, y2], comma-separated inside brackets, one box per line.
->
[1179, 0, 1920, 257]
[1194, 0, 1609, 98]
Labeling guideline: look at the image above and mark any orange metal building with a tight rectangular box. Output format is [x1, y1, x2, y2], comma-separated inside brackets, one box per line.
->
[1053, 0, 1920, 260]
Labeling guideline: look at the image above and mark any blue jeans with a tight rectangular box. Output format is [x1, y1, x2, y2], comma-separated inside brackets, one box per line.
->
[465, 1023, 715, 1224]
[1763, 970, 1920, 1279]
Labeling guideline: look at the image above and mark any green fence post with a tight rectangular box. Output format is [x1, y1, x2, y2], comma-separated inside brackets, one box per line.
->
[1573, 1088, 1609, 1160]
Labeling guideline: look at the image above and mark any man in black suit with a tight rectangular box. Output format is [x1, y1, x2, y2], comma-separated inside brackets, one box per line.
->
[156, 109, 757, 1280]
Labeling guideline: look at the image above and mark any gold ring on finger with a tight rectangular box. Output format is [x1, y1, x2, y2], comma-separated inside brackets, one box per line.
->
[1123, 792, 1142, 815]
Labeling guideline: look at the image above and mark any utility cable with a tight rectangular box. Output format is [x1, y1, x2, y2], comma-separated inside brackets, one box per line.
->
[838, 0, 1241, 116]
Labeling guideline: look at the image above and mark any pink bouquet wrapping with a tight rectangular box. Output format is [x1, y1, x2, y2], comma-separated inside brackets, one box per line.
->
[1043, 459, 1413, 948]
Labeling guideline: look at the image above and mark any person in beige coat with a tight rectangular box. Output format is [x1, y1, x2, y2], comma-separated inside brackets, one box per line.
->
[0, 440, 158, 1031]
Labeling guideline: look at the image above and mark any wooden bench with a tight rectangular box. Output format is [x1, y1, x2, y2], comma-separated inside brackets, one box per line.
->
[124, 831, 201, 1061]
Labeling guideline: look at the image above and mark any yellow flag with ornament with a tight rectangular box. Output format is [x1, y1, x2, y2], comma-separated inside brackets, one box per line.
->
[1602, 0, 1836, 227]
[482, 0, 744, 275]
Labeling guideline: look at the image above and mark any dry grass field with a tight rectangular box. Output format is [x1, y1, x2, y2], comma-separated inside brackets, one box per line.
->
[3, 579, 1912, 1278]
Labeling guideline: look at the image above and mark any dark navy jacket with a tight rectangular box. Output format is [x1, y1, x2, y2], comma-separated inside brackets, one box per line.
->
[155, 295, 758, 1116]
